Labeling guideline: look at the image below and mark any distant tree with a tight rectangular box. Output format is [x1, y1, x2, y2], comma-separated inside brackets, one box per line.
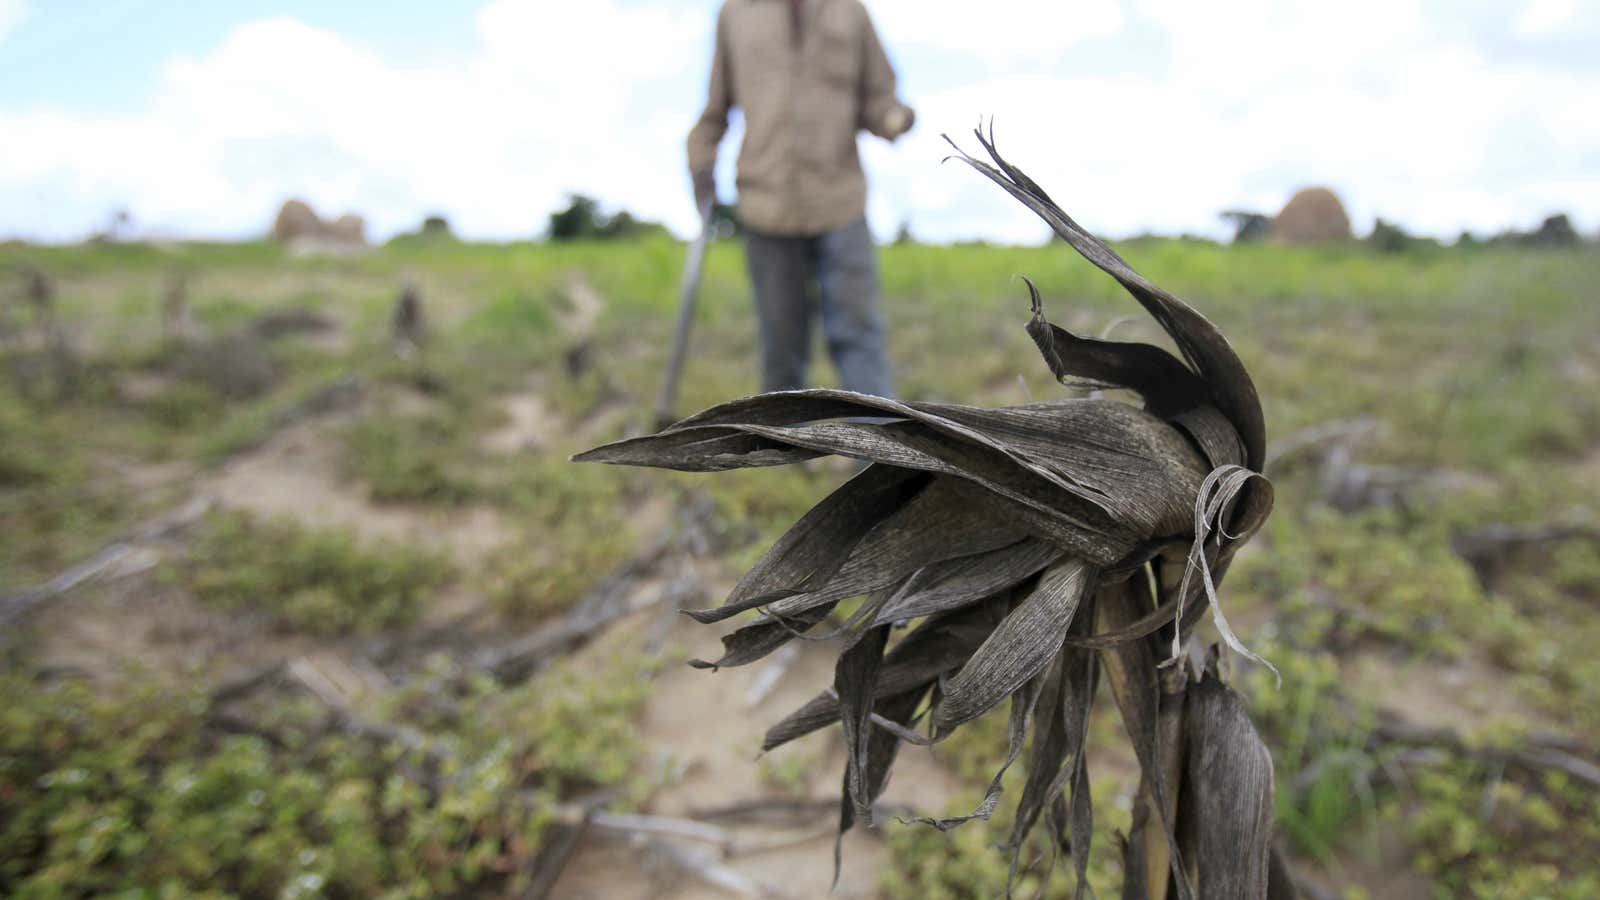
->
[1369, 218, 1414, 254]
[602, 211, 668, 240]
[894, 220, 916, 245]
[1456, 229, 1479, 248]
[547, 194, 667, 242]
[603, 210, 642, 237]
[1368, 218, 1442, 254]
[386, 214, 459, 248]
[1220, 210, 1272, 244]
[1487, 212, 1581, 248]
[1529, 213, 1578, 247]
[420, 215, 455, 240]
[547, 195, 604, 241]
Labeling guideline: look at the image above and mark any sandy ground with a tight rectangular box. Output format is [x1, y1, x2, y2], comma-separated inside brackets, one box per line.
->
[554, 613, 965, 900]
[205, 420, 515, 570]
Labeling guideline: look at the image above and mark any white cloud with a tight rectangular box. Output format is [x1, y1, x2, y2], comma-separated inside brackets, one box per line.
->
[0, 0, 1597, 243]
[1516, 0, 1577, 37]
[870, 0, 1124, 64]
[0, 0, 708, 241]
[878, 0, 1600, 242]
[0, 0, 28, 45]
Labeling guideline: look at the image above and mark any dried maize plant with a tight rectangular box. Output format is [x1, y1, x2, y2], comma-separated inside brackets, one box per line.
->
[577, 128, 1292, 899]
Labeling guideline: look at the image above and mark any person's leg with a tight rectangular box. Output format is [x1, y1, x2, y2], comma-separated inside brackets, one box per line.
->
[743, 228, 814, 393]
[816, 217, 894, 398]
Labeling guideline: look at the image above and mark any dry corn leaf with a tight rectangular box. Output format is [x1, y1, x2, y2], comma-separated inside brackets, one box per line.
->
[575, 126, 1289, 899]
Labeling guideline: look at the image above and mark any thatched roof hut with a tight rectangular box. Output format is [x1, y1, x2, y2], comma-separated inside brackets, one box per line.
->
[271, 199, 367, 250]
[1271, 187, 1351, 244]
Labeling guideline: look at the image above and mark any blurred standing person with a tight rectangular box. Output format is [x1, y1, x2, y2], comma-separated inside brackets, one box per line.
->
[689, 0, 914, 398]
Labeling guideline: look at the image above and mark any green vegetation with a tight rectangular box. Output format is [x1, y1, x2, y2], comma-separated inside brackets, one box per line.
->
[1235, 508, 1499, 658]
[880, 703, 1113, 898]
[179, 510, 453, 636]
[340, 410, 480, 505]
[481, 536, 631, 621]
[1401, 763, 1600, 898]
[2, 234, 1598, 896]
[884, 814, 1083, 900]
[0, 652, 655, 898]
[0, 391, 130, 581]
[545, 194, 667, 242]
[480, 457, 638, 619]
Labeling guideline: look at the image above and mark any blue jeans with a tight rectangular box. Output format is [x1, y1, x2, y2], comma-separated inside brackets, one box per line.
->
[742, 217, 895, 398]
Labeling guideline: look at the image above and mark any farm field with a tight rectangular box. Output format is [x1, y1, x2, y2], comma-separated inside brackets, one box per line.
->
[2, 234, 1598, 899]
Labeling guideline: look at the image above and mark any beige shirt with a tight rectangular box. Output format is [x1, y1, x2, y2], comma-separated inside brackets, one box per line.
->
[688, 0, 913, 236]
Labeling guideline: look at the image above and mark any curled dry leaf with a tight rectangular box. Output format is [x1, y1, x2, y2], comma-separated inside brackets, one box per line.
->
[575, 125, 1290, 899]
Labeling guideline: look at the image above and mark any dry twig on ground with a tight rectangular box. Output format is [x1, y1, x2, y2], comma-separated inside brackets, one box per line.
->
[1451, 520, 1600, 589]
[1372, 717, 1600, 789]
[0, 497, 212, 630]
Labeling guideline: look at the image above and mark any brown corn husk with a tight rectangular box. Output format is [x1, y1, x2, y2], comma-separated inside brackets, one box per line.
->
[575, 125, 1286, 898]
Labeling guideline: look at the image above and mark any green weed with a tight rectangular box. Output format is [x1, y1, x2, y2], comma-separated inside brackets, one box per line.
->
[340, 410, 479, 506]
[1235, 508, 1494, 658]
[140, 380, 225, 431]
[0, 392, 128, 583]
[1399, 762, 1600, 899]
[480, 535, 632, 620]
[0, 650, 655, 898]
[882, 773, 1129, 900]
[179, 510, 452, 636]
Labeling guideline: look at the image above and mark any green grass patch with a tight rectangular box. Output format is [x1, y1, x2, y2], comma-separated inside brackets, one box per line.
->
[0, 391, 130, 585]
[0, 649, 656, 898]
[179, 510, 452, 636]
[480, 458, 636, 619]
[339, 410, 480, 506]
[1234, 508, 1497, 658]
[1398, 762, 1600, 899]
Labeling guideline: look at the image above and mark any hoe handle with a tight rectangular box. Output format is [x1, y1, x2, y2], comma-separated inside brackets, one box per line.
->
[654, 200, 714, 430]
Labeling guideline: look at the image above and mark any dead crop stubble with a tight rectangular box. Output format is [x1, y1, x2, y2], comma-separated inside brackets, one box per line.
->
[578, 127, 1295, 899]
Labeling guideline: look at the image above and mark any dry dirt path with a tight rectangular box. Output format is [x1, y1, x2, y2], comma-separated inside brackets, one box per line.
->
[554, 612, 965, 900]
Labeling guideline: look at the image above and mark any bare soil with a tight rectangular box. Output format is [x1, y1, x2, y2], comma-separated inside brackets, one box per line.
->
[481, 384, 561, 456]
[554, 613, 965, 900]
[31, 573, 315, 685]
[205, 420, 515, 569]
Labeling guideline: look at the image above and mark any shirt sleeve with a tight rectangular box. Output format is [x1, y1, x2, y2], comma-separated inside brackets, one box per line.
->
[687, 4, 733, 174]
[858, 4, 911, 141]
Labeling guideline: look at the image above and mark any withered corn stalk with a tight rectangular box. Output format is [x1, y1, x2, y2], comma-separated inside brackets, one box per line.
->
[577, 127, 1294, 899]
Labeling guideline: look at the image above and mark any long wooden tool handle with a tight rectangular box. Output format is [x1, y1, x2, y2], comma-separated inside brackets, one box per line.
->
[653, 202, 715, 430]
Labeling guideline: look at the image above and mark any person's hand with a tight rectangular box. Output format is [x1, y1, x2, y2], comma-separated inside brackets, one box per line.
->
[884, 105, 915, 140]
[691, 169, 717, 220]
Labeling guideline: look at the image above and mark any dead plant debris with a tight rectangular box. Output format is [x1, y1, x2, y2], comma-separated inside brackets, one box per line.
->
[579, 127, 1295, 899]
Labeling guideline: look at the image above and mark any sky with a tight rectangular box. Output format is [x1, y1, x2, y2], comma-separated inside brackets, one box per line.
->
[0, 0, 1596, 244]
